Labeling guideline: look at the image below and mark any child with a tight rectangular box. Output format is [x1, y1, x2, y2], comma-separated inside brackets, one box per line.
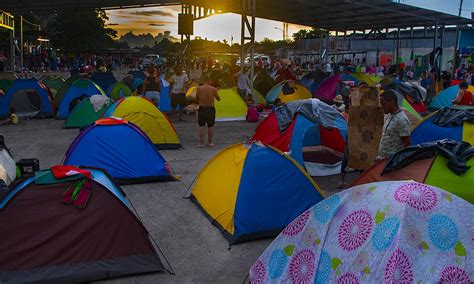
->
[245, 95, 259, 123]
[1, 107, 19, 125]
[245, 94, 255, 106]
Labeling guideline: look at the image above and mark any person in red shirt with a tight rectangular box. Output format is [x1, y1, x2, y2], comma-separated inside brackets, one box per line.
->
[453, 81, 473, 106]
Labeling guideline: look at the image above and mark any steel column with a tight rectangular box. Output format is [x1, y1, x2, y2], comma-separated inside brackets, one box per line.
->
[240, 0, 256, 98]
[20, 15, 23, 76]
[439, 25, 445, 72]
[396, 27, 400, 68]
[10, 29, 14, 71]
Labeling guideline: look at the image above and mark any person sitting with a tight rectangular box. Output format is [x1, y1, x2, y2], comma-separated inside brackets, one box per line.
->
[452, 81, 473, 106]
[272, 98, 284, 111]
[245, 94, 255, 106]
[282, 81, 295, 95]
[245, 95, 258, 123]
[142, 65, 161, 106]
[1, 107, 19, 125]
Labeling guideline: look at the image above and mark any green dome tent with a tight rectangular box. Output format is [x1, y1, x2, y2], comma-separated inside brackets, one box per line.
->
[0, 79, 13, 92]
[54, 74, 80, 107]
[0, 72, 17, 80]
[65, 96, 110, 128]
[41, 76, 65, 97]
[109, 82, 132, 101]
[254, 67, 274, 97]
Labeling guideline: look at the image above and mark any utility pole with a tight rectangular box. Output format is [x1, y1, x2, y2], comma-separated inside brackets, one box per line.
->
[458, 0, 464, 16]
[20, 15, 23, 77]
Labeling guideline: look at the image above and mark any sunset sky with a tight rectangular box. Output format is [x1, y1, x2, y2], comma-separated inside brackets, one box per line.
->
[106, 1, 473, 41]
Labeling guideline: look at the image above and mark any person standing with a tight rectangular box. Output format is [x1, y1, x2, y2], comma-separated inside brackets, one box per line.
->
[235, 67, 251, 99]
[169, 66, 189, 120]
[207, 56, 213, 71]
[196, 76, 220, 148]
[378, 90, 411, 160]
[0, 51, 7, 71]
[142, 66, 161, 107]
[425, 69, 437, 104]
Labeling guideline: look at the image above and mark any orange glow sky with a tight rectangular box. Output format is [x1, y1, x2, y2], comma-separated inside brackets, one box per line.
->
[106, 5, 306, 41]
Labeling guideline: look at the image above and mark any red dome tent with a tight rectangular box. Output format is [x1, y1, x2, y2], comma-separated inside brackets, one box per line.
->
[252, 99, 347, 176]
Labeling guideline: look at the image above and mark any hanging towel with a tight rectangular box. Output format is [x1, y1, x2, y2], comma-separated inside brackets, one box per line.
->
[51, 165, 92, 179]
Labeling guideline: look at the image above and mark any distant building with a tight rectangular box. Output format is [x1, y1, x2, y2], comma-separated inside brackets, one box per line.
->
[293, 27, 473, 71]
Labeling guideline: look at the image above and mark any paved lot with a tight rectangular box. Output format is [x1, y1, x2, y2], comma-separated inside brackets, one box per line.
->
[2, 114, 356, 283]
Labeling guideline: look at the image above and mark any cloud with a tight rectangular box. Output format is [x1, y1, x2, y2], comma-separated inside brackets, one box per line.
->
[130, 10, 173, 17]
[108, 23, 119, 26]
[149, 23, 165, 26]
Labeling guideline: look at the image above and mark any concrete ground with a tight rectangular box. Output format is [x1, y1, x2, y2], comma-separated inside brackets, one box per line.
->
[2, 114, 357, 283]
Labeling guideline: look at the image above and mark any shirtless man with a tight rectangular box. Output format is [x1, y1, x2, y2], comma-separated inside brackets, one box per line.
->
[196, 76, 220, 147]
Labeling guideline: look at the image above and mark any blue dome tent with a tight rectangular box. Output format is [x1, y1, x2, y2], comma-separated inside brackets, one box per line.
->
[62, 118, 177, 184]
[0, 79, 52, 118]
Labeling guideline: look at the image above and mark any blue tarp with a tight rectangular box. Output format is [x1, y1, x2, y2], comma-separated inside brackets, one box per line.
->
[411, 114, 463, 145]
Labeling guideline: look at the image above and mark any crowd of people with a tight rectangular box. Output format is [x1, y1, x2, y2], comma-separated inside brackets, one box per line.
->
[128, 52, 474, 154]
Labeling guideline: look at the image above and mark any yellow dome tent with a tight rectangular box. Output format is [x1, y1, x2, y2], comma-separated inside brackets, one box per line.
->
[265, 80, 312, 103]
[103, 96, 181, 149]
[186, 87, 248, 121]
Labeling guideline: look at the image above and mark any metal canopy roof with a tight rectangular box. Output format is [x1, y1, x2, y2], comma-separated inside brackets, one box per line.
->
[1, 0, 473, 31]
[0, 0, 180, 12]
[189, 0, 474, 31]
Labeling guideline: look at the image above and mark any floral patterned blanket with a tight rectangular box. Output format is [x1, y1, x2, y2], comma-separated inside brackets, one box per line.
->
[250, 181, 473, 283]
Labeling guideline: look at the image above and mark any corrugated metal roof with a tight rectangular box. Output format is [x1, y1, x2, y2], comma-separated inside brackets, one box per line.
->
[1, 0, 472, 30]
[185, 0, 473, 30]
[0, 0, 180, 12]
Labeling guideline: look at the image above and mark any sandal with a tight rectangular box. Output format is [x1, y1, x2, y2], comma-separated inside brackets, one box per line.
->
[207, 143, 215, 147]
[198, 144, 206, 148]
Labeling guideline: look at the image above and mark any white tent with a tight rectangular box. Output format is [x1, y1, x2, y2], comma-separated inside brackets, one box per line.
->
[0, 148, 16, 185]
